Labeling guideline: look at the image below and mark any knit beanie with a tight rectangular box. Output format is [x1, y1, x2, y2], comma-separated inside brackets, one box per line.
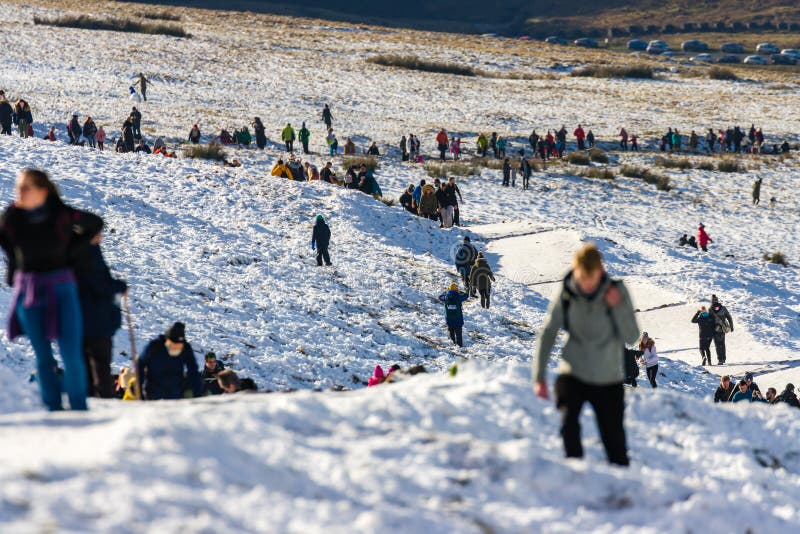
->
[449, 283, 458, 291]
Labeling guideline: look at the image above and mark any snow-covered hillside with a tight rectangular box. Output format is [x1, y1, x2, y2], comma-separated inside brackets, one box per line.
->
[0, 0, 799, 531]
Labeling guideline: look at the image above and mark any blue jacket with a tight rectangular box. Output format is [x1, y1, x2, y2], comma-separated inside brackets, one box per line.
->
[75, 244, 127, 339]
[137, 336, 203, 400]
[731, 389, 754, 403]
[412, 185, 422, 205]
[438, 290, 469, 327]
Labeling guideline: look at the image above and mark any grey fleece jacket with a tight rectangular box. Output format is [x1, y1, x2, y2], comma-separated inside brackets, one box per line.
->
[533, 271, 640, 385]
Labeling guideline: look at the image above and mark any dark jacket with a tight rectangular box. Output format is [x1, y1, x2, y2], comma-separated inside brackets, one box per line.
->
[0, 197, 103, 285]
[74, 244, 127, 339]
[714, 383, 734, 403]
[435, 187, 450, 208]
[201, 361, 225, 395]
[312, 220, 331, 250]
[137, 335, 203, 400]
[358, 171, 375, 194]
[0, 100, 12, 123]
[454, 243, 478, 270]
[691, 310, 716, 338]
[624, 348, 640, 379]
[774, 388, 800, 408]
[399, 191, 415, 213]
[438, 289, 469, 327]
[709, 303, 733, 333]
[469, 258, 495, 291]
[69, 117, 81, 139]
[253, 121, 266, 147]
[287, 161, 305, 182]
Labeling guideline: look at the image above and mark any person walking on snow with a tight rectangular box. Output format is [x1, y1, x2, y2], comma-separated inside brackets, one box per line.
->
[436, 129, 449, 161]
[0, 169, 103, 411]
[619, 127, 628, 151]
[137, 322, 203, 400]
[697, 223, 712, 252]
[438, 283, 469, 347]
[252, 117, 267, 149]
[299, 122, 310, 154]
[188, 124, 201, 144]
[469, 252, 495, 309]
[533, 243, 639, 466]
[691, 305, 716, 365]
[454, 236, 478, 293]
[0, 91, 13, 135]
[709, 294, 733, 365]
[133, 72, 149, 101]
[322, 104, 332, 129]
[282, 123, 295, 153]
[752, 177, 762, 205]
[311, 215, 332, 267]
[574, 124, 586, 150]
[637, 332, 658, 388]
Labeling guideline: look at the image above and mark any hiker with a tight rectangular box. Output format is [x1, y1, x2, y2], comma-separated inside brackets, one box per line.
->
[437, 183, 454, 228]
[706, 128, 716, 153]
[774, 384, 800, 408]
[454, 236, 478, 293]
[533, 243, 639, 466]
[82, 117, 97, 148]
[130, 107, 142, 139]
[95, 126, 106, 151]
[709, 295, 733, 365]
[188, 124, 201, 144]
[74, 231, 127, 398]
[619, 127, 628, 151]
[271, 159, 294, 180]
[447, 177, 463, 225]
[521, 156, 532, 190]
[502, 158, 511, 187]
[327, 129, 339, 156]
[0, 91, 12, 135]
[367, 142, 380, 156]
[400, 184, 416, 214]
[0, 169, 103, 411]
[281, 123, 295, 152]
[630, 134, 639, 152]
[574, 124, 586, 150]
[311, 215, 332, 267]
[537, 137, 547, 160]
[322, 104, 332, 129]
[752, 177, 762, 205]
[320, 161, 336, 184]
[137, 322, 203, 400]
[14, 100, 32, 138]
[697, 223, 712, 252]
[490, 132, 498, 158]
[497, 136, 508, 158]
[133, 72, 149, 101]
[298, 122, 310, 154]
[586, 130, 595, 148]
[637, 332, 658, 388]
[691, 306, 716, 365]
[217, 369, 257, 393]
[252, 117, 267, 149]
[68, 113, 81, 145]
[135, 139, 151, 154]
[477, 133, 489, 158]
[714, 375, 735, 402]
[436, 129, 449, 161]
[689, 130, 699, 152]
[417, 183, 438, 220]
[623, 348, 639, 388]
[400, 135, 408, 161]
[412, 179, 425, 210]
[469, 252, 495, 309]
[201, 351, 225, 395]
[555, 127, 567, 158]
[438, 283, 469, 347]
[528, 130, 539, 152]
[450, 137, 461, 160]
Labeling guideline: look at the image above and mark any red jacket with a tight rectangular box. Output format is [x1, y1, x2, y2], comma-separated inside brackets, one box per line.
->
[697, 227, 712, 247]
[436, 131, 448, 146]
[573, 128, 585, 140]
[620, 128, 628, 141]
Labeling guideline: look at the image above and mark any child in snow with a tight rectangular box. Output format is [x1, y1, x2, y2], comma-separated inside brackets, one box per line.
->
[697, 223, 712, 252]
[367, 364, 397, 387]
[637, 332, 658, 388]
[438, 283, 469, 347]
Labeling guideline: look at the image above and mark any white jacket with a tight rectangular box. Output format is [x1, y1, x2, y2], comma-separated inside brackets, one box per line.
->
[640, 345, 658, 368]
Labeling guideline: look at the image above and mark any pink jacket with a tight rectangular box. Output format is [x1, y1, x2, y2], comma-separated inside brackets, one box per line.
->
[697, 226, 712, 247]
[95, 129, 106, 142]
[367, 365, 394, 387]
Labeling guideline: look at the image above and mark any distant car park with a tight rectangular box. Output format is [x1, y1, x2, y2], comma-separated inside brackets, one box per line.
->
[690, 53, 713, 63]
[744, 55, 768, 65]
[716, 55, 741, 64]
[720, 42, 745, 54]
[545, 36, 568, 45]
[646, 40, 669, 54]
[681, 40, 708, 52]
[627, 39, 647, 51]
[574, 38, 598, 48]
[756, 43, 780, 55]
[771, 53, 797, 65]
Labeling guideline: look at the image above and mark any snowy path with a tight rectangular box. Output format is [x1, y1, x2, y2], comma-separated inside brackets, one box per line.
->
[483, 223, 800, 389]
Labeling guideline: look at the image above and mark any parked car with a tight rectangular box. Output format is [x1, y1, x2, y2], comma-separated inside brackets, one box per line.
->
[627, 39, 647, 51]
[771, 53, 797, 65]
[720, 42, 744, 54]
[682, 40, 709, 52]
[646, 40, 670, 54]
[690, 53, 714, 63]
[545, 36, 568, 45]
[756, 43, 780, 55]
[744, 55, 768, 65]
[716, 55, 741, 64]
[574, 38, 598, 48]
[780, 48, 800, 59]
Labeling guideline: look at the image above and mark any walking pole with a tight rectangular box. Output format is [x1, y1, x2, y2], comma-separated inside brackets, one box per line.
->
[122, 294, 142, 400]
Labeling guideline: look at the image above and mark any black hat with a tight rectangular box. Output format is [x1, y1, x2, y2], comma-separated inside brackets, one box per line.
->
[205, 351, 217, 360]
[787, 383, 795, 391]
[166, 322, 186, 343]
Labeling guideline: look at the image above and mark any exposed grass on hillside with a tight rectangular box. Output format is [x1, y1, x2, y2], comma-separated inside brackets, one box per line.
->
[183, 144, 227, 161]
[581, 167, 615, 180]
[696, 161, 715, 171]
[588, 148, 609, 163]
[342, 156, 379, 171]
[709, 67, 738, 81]
[135, 12, 182, 22]
[764, 251, 788, 267]
[717, 159, 742, 172]
[620, 165, 673, 191]
[655, 157, 693, 170]
[424, 161, 478, 178]
[367, 54, 476, 77]
[566, 152, 590, 165]
[33, 15, 190, 37]
[570, 64, 654, 79]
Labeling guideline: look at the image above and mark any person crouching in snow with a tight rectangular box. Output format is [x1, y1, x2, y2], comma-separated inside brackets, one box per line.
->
[137, 322, 203, 400]
[636, 332, 658, 388]
[217, 369, 257, 393]
[438, 283, 469, 347]
[312, 215, 332, 266]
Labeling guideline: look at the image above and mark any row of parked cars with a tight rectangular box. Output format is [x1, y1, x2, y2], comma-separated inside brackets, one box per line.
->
[625, 39, 799, 65]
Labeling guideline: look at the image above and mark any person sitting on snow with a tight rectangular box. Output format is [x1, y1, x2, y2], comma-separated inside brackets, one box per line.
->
[137, 322, 203, 400]
[201, 351, 225, 395]
[216, 369, 257, 393]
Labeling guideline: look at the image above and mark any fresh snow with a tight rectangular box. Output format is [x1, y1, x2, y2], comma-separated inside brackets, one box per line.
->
[0, 1, 799, 531]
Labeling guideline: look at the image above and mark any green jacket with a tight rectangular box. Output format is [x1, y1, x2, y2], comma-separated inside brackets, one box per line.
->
[299, 127, 310, 142]
[533, 271, 639, 385]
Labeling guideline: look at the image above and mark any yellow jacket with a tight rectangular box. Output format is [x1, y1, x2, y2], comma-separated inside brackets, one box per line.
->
[271, 163, 294, 180]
